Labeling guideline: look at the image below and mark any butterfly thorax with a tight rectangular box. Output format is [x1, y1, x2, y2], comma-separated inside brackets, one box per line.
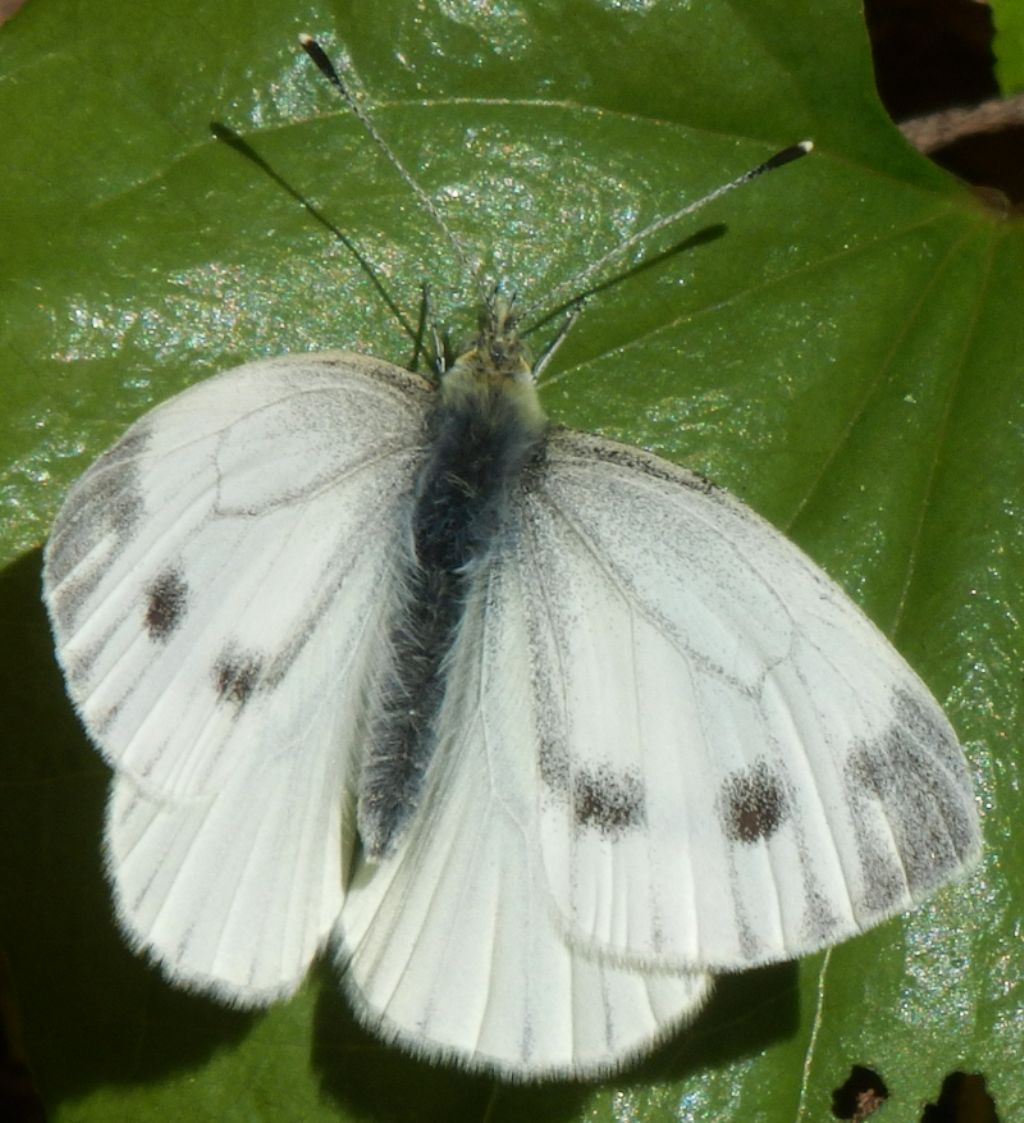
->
[357, 309, 549, 859]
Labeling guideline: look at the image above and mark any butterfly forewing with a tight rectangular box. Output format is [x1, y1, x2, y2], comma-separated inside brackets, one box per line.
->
[44, 353, 430, 798]
[514, 429, 980, 971]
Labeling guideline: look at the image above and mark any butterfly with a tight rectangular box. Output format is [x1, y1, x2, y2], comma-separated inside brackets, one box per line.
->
[41, 41, 980, 1080]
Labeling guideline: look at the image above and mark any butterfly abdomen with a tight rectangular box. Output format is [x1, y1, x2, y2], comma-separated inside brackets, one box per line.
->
[357, 328, 548, 858]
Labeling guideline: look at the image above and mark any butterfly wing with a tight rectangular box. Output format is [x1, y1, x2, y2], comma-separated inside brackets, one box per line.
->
[337, 565, 711, 1077]
[44, 352, 431, 1001]
[105, 736, 345, 1003]
[514, 428, 980, 972]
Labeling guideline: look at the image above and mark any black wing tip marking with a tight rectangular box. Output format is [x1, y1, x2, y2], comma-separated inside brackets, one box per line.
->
[845, 685, 979, 910]
[45, 426, 152, 632]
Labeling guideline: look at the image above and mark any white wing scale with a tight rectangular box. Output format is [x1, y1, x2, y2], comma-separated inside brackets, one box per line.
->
[42, 353, 979, 1072]
[44, 353, 431, 1001]
[106, 711, 345, 1003]
[338, 567, 710, 1078]
[515, 428, 980, 971]
[46, 353, 429, 799]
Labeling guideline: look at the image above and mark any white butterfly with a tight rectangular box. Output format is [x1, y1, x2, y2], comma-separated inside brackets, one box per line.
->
[42, 45, 980, 1081]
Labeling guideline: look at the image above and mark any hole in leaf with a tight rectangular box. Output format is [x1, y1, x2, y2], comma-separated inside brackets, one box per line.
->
[832, 1065, 889, 1121]
[921, 1072, 1000, 1123]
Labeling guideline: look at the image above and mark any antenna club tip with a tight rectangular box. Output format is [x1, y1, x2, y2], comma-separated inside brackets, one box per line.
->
[798, 139, 814, 153]
[298, 32, 314, 45]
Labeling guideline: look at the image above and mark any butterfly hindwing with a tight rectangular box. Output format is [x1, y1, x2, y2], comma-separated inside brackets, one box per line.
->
[337, 564, 711, 1077]
[106, 719, 347, 1003]
[513, 428, 980, 972]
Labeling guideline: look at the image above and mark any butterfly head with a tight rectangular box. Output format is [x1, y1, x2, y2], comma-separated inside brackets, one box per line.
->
[440, 292, 547, 431]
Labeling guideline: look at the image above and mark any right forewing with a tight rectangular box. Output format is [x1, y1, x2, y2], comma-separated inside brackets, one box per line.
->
[515, 428, 979, 974]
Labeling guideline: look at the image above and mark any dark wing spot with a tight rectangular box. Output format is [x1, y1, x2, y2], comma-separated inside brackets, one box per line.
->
[573, 766, 646, 837]
[213, 651, 262, 707]
[144, 569, 189, 640]
[721, 761, 788, 844]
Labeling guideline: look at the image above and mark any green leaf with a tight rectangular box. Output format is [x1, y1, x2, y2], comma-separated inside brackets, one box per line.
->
[993, 0, 1024, 93]
[1, 1, 1020, 1121]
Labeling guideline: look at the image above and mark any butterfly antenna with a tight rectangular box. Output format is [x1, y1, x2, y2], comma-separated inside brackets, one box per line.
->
[300, 35, 472, 281]
[418, 282, 449, 374]
[531, 300, 587, 380]
[522, 140, 813, 323]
